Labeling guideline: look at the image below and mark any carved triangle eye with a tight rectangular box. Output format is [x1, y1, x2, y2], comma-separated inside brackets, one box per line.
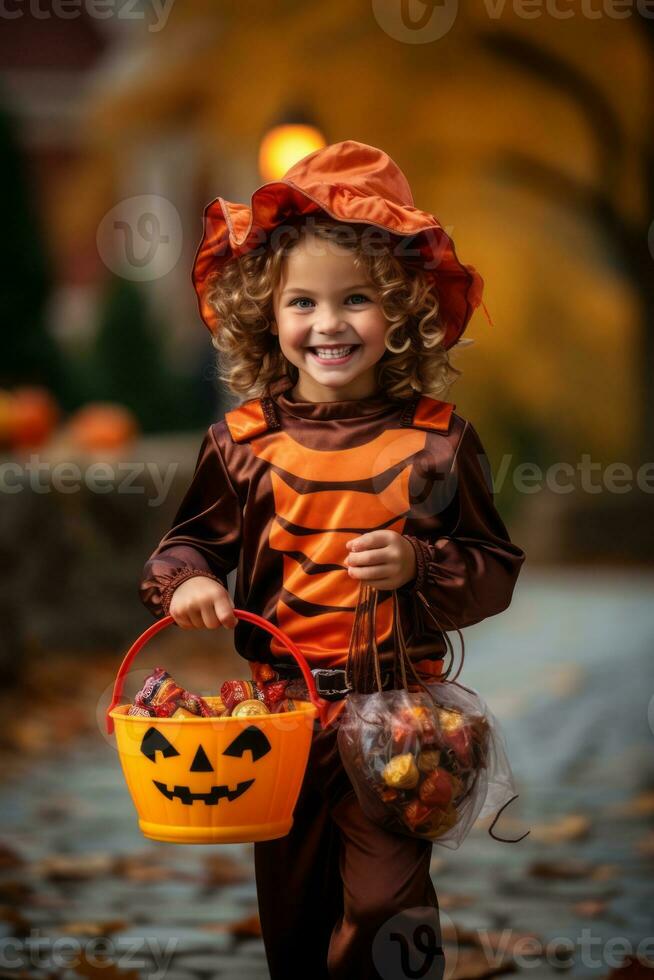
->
[190, 744, 214, 773]
[222, 725, 271, 762]
[140, 727, 180, 763]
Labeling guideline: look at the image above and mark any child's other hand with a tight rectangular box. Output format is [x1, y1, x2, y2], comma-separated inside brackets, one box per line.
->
[344, 530, 417, 590]
[169, 576, 238, 630]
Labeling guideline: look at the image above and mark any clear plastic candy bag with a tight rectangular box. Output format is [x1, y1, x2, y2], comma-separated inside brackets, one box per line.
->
[337, 585, 529, 849]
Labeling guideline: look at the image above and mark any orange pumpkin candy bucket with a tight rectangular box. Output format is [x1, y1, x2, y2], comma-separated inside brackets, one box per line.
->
[106, 610, 331, 844]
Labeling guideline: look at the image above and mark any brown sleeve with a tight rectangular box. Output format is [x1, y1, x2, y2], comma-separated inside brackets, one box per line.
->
[398, 419, 525, 631]
[138, 425, 242, 619]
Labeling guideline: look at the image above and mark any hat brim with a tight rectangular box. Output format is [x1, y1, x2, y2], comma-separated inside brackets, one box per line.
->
[191, 179, 483, 350]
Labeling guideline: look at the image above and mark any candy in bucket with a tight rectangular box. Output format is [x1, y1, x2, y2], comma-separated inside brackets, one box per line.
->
[106, 610, 332, 844]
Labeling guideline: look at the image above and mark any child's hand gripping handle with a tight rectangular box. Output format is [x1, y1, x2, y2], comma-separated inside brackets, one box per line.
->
[105, 609, 332, 734]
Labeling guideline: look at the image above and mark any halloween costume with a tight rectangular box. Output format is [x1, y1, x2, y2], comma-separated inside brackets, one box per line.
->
[138, 140, 525, 980]
[139, 375, 524, 672]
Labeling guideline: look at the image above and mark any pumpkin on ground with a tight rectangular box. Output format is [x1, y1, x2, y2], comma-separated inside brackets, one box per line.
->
[67, 402, 139, 452]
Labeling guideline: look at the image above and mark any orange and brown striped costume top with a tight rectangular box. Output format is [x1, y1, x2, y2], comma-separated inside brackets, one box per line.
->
[139, 376, 525, 670]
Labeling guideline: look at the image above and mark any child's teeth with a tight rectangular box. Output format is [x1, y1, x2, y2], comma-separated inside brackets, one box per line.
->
[314, 346, 354, 359]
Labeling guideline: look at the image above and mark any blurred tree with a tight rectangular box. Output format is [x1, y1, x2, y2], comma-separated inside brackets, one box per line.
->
[88, 275, 175, 432]
[480, 25, 654, 464]
[0, 98, 70, 403]
[85, 275, 221, 432]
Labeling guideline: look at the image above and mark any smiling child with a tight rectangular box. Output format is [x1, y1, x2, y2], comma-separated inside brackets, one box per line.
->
[139, 140, 525, 979]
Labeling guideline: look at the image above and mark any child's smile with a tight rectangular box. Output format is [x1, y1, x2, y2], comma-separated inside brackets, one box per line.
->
[271, 230, 389, 402]
[305, 343, 361, 365]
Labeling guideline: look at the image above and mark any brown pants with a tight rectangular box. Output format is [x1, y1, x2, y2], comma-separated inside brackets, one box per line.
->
[254, 716, 445, 980]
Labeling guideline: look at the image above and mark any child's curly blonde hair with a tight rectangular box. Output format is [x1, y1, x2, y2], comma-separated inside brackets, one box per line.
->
[204, 215, 471, 403]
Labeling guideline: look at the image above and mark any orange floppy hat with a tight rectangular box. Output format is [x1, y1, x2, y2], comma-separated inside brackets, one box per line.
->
[191, 139, 487, 350]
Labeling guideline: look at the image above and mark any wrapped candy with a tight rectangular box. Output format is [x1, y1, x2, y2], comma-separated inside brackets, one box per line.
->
[436, 707, 475, 770]
[232, 699, 270, 717]
[220, 677, 289, 714]
[127, 667, 289, 720]
[382, 753, 420, 790]
[172, 707, 196, 719]
[221, 679, 256, 713]
[133, 666, 184, 714]
[418, 768, 453, 808]
[260, 680, 288, 709]
[403, 705, 439, 744]
[420, 804, 459, 839]
[126, 704, 152, 718]
[250, 662, 278, 685]
[177, 692, 216, 717]
[204, 696, 226, 715]
[128, 667, 221, 718]
[390, 716, 417, 751]
[416, 749, 441, 773]
[437, 707, 464, 732]
[403, 799, 433, 831]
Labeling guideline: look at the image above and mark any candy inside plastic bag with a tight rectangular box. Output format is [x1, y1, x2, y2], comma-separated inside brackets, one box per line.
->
[337, 680, 524, 849]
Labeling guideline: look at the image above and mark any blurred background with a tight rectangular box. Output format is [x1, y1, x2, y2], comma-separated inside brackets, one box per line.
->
[1, 2, 653, 979]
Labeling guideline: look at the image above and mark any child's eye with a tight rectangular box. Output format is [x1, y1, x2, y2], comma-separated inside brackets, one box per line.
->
[289, 294, 371, 310]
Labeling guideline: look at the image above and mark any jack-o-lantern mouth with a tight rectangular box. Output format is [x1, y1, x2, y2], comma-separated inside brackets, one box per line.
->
[152, 779, 255, 806]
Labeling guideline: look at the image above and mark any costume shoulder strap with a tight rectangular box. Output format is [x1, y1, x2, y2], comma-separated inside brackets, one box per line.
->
[400, 394, 456, 434]
[224, 396, 281, 443]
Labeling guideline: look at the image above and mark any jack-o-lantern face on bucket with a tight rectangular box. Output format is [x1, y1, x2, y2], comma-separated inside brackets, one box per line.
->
[140, 724, 272, 806]
[112, 704, 317, 843]
[108, 607, 324, 843]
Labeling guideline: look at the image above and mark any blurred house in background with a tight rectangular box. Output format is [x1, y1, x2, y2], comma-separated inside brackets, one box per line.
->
[0, 7, 219, 429]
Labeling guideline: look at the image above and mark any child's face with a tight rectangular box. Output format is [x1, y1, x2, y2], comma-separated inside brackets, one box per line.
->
[271, 231, 389, 401]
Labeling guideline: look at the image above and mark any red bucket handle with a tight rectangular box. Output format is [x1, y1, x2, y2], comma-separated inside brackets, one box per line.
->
[105, 609, 331, 734]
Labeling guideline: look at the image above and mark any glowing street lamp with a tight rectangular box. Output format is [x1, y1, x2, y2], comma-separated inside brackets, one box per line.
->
[258, 113, 326, 181]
